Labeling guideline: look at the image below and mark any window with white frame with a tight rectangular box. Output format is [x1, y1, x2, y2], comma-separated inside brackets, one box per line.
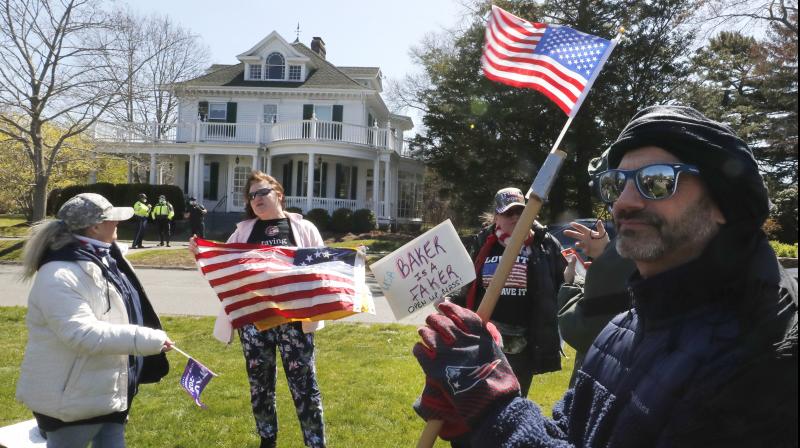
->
[208, 103, 227, 121]
[263, 104, 278, 124]
[266, 52, 285, 80]
[249, 64, 262, 80]
[288, 65, 302, 81]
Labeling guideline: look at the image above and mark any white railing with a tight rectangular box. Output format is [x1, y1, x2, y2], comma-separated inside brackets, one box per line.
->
[94, 119, 412, 156]
[285, 196, 387, 216]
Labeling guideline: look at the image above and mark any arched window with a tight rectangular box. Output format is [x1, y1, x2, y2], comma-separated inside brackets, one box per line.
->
[266, 52, 285, 80]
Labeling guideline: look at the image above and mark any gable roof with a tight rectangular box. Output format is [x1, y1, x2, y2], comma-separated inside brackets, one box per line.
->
[338, 66, 381, 79]
[175, 43, 369, 91]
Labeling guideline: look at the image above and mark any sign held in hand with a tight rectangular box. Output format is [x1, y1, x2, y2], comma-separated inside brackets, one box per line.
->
[370, 220, 475, 320]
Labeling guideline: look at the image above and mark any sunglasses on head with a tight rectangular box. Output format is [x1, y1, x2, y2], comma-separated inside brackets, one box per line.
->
[247, 187, 273, 201]
[597, 163, 700, 203]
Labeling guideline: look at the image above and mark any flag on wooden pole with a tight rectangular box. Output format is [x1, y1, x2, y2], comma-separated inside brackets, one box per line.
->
[482, 5, 616, 116]
[193, 238, 375, 331]
[180, 357, 216, 408]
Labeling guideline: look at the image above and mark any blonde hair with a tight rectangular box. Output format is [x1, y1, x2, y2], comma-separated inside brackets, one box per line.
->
[21, 220, 78, 279]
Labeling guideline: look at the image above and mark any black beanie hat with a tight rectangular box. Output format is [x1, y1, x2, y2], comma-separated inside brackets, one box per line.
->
[606, 105, 770, 227]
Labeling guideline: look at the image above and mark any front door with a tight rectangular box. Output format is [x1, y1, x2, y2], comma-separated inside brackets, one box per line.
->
[231, 165, 250, 210]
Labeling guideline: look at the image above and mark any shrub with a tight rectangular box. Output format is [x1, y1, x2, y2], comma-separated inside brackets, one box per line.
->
[50, 183, 185, 219]
[285, 206, 303, 215]
[770, 241, 798, 258]
[330, 208, 353, 233]
[305, 208, 331, 230]
[352, 209, 376, 233]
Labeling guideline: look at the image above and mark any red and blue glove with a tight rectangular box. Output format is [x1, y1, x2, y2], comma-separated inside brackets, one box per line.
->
[412, 302, 521, 440]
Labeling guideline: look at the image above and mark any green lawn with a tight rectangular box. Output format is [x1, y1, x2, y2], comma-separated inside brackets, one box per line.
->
[125, 248, 198, 268]
[0, 216, 28, 237]
[0, 240, 24, 261]
[0, 307, 576, 447]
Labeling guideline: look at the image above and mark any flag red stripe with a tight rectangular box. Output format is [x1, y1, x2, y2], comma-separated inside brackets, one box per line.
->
[217, 273, 354, 299]
[488, 15, 543, 52]
[224, 285, 357, 313]
[485, 29, 585, 90]
[483, 47, 581, 101]
[492, 6, 546, 36]
[209, 263, 350, 288]
[195, 246, 296, 261]
[483, 68, 571, 114]
[230, 301, 354, 328]
[200, 256, 294, 275]
[490, 8, 544, 45]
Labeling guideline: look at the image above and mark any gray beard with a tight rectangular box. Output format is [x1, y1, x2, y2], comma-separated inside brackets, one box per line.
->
[615, 198, 720, 262]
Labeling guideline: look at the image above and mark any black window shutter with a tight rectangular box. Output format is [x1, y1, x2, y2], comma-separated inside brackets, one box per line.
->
[226, 102, 237, 123]
[198, 101, 209, 121]
[296, 160, 304, 196]
[209, 162, 219, 200]
[283, 162, 292, 195]
[332, 105, 343, 122]
[334, 163, 343, 199]
[303, 105, 314, 120]
[321, 163, 327, 197]
[184, 161, 189, 192]
[350, 166, 358, 199]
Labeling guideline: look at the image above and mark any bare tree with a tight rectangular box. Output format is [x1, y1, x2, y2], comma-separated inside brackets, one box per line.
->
[98, 7, 209, 183]
[693, 0, 798, 37]
[0, 0, 133, 221]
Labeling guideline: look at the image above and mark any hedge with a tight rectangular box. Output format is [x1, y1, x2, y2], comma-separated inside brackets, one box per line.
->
[305, 208, 331, 231]
[48, 183, 186, 219]
[352, 209, 376, 233]
[331, 208, 353, 233]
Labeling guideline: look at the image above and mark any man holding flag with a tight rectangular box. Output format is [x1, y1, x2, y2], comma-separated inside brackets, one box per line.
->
[413, 5, 796, 447]
[414, 106, 798, 445]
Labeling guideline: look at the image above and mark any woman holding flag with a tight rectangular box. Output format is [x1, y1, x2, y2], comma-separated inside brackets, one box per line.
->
[191, 171, 326, 448]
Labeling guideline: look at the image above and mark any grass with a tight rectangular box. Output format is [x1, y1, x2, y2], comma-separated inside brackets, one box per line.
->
[125, 248, 197, 268]
[0, 240, 24, 261]
[1, 307, 576, 447]
[0, 216, 28, 237]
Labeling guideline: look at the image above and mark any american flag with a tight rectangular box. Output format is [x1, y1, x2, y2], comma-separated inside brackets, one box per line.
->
[193, 239, 375, 331]
[482, 5, 615, 116]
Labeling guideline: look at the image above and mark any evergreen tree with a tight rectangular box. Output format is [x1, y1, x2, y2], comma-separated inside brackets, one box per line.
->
[406, 0, 695, 224]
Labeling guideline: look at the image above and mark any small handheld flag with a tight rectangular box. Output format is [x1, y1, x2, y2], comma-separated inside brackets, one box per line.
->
[481, 5, 616, 116]
[173, 346, 218, 408]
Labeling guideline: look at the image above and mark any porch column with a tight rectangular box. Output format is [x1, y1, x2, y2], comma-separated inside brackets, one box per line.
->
[149, 154, 157, 184]
[373, 156, 381, 217]
[251, 151, 258, 171]
[266, 152, 272, 177]
[383, 156, 391, 219]
[195, 154, 205, 200]
[127, 159, 133, 183]
[187, 154, 195, 198]
[306, 152, 315, 212]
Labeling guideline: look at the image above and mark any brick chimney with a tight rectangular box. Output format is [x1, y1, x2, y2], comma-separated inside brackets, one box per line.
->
[311, 36, 326, 59]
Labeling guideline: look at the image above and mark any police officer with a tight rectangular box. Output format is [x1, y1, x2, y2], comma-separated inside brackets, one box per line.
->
[149, 195, 174, 247]
[184, 196, 207, 238]
[132, 193, 151, 249]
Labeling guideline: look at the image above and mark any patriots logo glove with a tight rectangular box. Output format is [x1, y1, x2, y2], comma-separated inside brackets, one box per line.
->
[413, 302, 521, 440]
[446, 360, 503, 395]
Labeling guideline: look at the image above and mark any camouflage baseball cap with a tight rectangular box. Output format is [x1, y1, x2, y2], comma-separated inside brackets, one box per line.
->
[57, 193, 134, 231]
[494, 187, 526, 214]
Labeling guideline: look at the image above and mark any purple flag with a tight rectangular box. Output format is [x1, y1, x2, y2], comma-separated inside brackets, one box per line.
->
[180, 358, 216, 408]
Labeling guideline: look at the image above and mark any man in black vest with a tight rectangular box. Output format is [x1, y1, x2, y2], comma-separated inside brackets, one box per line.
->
[184, 196, 207, 238]
[412, 105, 798, 447]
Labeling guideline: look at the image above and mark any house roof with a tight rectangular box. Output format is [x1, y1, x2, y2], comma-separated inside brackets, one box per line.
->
[338, 66, 381, 78]
[176, 43, 368, 91]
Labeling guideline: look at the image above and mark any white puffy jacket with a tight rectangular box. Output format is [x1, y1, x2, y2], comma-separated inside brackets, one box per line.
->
[15, 258, 167, 422]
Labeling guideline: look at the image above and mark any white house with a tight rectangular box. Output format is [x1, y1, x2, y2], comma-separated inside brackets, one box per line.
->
[94, 31, 425, 225]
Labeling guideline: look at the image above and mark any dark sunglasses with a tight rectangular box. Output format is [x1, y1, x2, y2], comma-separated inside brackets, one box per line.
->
[597, 163, 700, 203]
[247, 187, 273, 201]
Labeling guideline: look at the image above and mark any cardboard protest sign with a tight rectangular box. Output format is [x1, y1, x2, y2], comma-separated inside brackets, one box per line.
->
[370, 220, 475, 320]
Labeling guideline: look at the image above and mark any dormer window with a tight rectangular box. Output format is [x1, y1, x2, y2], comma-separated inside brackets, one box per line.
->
[249, 64, 262, 80]
[266, 52, 285, 80]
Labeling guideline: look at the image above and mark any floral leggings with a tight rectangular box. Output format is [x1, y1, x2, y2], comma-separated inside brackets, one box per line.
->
[238, 322, 325, 447]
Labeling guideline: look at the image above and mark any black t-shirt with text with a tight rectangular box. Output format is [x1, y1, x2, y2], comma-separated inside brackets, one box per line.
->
[247, 218, 296, 247]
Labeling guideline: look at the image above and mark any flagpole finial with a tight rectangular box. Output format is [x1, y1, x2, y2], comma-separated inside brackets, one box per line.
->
[618, 26, 626, 35]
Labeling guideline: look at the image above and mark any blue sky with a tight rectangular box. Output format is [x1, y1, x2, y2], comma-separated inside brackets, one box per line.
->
[122, 0, 470, 99]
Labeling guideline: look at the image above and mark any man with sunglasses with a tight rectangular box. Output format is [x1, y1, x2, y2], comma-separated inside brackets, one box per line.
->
[413, 105, 798, 447]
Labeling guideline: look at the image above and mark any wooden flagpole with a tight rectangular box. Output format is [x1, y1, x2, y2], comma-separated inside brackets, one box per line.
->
[171, 345, 219, 376]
